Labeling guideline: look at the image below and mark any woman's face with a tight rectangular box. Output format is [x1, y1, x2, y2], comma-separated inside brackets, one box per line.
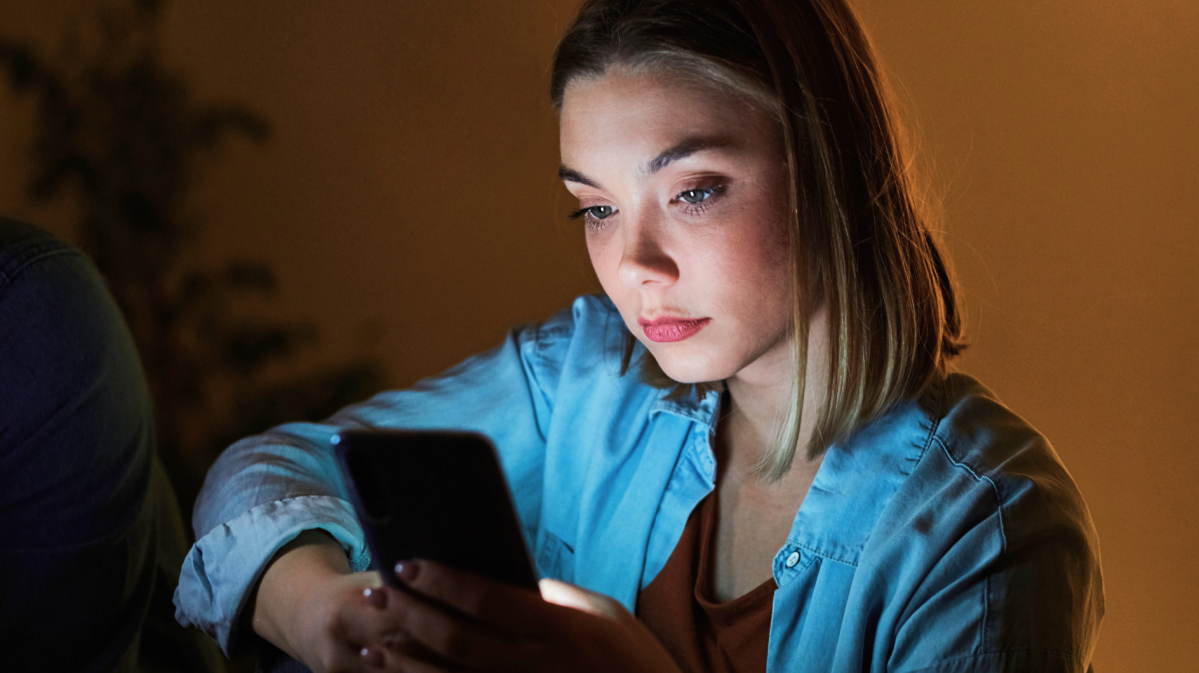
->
[559, 69, 794, 385]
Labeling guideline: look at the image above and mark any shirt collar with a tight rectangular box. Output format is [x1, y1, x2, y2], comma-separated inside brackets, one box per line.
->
[787, 380, 944, 565]
[647, 384, 723, 429]
[647, 374, 945, 566]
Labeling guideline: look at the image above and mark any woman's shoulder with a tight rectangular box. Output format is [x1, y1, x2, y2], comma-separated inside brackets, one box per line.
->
[922, 373, 1092, 521]
[813, 372, 1098, 561]
[877, 373, 1104, 666]
[880, 372, 1101, 555]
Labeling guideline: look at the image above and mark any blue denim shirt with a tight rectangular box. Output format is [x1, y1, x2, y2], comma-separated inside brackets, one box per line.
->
[176, 294, 1103, 672]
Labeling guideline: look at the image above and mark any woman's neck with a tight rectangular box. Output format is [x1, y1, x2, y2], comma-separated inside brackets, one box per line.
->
[721, 305, 829, 482]
[708, 307, 830, 601]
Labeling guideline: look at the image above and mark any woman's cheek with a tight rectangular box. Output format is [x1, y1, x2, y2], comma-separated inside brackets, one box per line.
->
[586, 236, 628, 305]
[585, 238, 610, 283]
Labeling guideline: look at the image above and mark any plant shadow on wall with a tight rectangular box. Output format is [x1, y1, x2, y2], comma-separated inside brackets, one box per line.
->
[0, 0, 387, 528]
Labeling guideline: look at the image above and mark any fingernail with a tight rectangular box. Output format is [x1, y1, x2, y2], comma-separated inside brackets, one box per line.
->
[394, 559, 417, 581]
[360, 646, 385, 666]
[363, 586, 386, 608]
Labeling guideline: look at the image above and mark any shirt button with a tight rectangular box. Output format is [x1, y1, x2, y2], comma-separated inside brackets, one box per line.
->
[785, 551, 801, 568]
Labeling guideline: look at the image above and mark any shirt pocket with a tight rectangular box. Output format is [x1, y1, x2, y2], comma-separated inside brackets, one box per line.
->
[535, 530, 575, 584]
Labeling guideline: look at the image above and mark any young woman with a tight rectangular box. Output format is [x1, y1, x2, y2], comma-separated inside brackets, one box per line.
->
[175, 1, 1103, 671]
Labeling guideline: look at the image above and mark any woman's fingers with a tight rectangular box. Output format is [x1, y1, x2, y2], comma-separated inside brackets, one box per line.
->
[394, 588, 541, 671]
[345, 571, 541, 672]
[372, 564, 682, 673]
[395, 560, 548, 629]
[327, 583, 414, 671]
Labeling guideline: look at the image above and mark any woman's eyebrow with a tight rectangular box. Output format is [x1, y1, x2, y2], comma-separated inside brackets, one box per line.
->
[645, 135, 734, 174]
[558, 166, 600, 188]
[557, 135, 735, 189]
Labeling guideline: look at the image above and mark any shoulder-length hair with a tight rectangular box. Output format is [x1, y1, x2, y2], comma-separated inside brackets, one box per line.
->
[551, 0, 964, 479]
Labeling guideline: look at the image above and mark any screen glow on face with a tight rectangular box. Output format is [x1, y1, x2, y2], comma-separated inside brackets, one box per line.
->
[559, 70, 794, 386]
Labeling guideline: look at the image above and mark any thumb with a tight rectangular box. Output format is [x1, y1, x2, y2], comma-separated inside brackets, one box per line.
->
[538, 579, 625, 621]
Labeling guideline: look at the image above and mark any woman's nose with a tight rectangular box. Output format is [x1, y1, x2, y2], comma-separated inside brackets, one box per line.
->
[617, 217, 678, 288]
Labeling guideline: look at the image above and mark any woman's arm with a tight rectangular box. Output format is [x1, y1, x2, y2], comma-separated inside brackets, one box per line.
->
[174, 300, 587, 654]
[247, 530, 369, 669]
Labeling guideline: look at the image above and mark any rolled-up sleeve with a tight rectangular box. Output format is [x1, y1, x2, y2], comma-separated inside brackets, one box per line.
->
[174, 299, 586, 653]
[176, 493, 369, 648]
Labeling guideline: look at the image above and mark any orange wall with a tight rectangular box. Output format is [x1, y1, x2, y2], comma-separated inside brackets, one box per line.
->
[2, 1, 1195, 669]
[853, 2, 1199, 669]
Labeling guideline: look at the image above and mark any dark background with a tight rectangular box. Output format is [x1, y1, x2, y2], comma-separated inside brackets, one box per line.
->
[2, 1, 1195, 670]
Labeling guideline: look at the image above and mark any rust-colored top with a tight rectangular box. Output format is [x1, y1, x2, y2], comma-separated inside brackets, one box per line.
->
[637, 494, 776, 673]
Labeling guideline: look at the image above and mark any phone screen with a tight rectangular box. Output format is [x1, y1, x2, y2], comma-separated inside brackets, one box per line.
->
[333, 429, 539, 591]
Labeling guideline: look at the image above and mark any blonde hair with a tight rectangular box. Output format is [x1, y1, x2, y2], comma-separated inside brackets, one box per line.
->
[553, 0, 964, 480]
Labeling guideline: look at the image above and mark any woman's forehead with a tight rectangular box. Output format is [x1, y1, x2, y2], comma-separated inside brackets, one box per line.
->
[558, 69, 775, 172]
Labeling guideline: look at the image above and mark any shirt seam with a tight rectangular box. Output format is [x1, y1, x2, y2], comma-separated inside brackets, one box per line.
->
[931, 434, 1009, 655]
[0, 242, 81, 293]
[915, 378, 946, 463]
[791, 542, 858, 568]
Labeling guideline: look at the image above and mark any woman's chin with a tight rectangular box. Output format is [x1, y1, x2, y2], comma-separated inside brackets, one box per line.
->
[652, 355, 731, 388]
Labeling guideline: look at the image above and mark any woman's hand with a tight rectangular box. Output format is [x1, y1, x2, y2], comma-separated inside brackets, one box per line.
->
[359, 559, 682, 673]
[247, 531, 680, 672]
[248, 530, 395, 672]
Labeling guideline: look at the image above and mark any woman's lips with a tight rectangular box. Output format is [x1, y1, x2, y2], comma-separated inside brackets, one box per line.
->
[638, 316, 711, 343]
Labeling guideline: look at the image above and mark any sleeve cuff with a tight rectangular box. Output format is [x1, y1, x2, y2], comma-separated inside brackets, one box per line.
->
[173, 494, 370, 654]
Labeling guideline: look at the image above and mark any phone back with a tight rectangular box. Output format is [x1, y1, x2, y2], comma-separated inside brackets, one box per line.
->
[333, 429, 539, 591]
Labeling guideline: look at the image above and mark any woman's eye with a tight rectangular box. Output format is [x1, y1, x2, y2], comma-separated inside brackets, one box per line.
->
[588, 205, 615, 219]
[677, 187, 718, 205]
[567, 204, 617, 230]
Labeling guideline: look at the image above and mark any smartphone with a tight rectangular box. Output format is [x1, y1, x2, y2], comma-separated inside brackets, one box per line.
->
[332, 429, 539, 591]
